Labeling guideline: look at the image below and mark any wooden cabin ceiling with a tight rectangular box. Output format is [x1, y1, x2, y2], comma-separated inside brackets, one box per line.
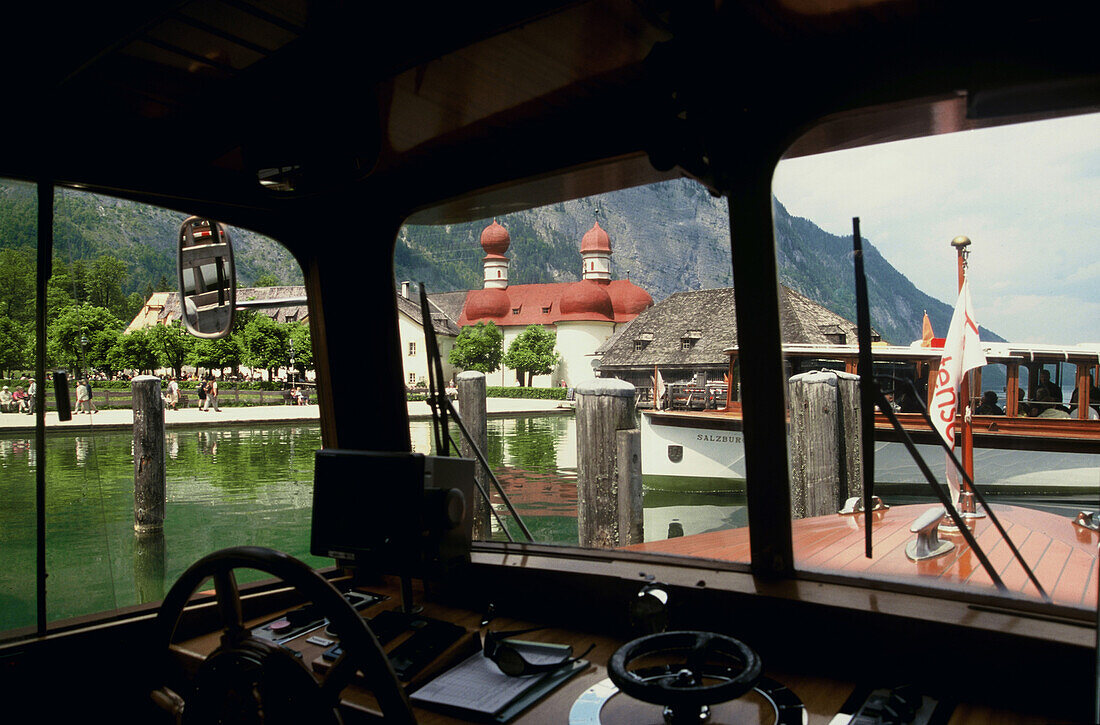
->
[3, 1, 1097, 223]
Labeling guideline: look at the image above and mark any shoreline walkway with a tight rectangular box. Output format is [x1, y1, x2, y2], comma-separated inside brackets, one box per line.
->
[0, 398, 573, 434]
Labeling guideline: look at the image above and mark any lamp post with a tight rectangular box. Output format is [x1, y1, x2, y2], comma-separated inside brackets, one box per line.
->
[79, 333, 88, 381]
[288, 337, 296, 388]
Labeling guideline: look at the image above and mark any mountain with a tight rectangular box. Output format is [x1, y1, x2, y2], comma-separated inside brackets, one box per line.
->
[397, 178, 1005, 346]
[0, 182, 303, 295]
[0, 177, 1002, 348]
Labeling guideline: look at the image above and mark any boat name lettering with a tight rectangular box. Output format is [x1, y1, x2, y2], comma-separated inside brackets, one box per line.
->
[696, 433, 743, 443]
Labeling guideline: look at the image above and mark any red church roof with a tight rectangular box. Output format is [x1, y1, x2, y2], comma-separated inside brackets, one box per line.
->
[457, 279, 652, 327]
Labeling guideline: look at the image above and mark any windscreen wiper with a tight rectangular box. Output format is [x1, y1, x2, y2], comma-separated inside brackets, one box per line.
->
[851, 218, 1048, 601]
[419, 286, 534, 543]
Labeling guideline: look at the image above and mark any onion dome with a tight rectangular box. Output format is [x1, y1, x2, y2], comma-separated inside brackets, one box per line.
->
[480, 220, 511, 255]
[559, 279, 614, 319]
[465, 287, 510, 319]
[609, 282, 653, 316]
[580, 221, 611, 253]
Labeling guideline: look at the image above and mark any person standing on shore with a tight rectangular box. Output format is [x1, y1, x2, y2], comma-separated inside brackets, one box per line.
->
[203, 377, 221, 412]
[26, 379, 35, 415]
[197, 379, 207, 410]
[166, 376, 179, 411]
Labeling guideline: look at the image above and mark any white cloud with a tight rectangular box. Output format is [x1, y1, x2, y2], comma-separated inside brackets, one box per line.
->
[772, 112, 1100, 343]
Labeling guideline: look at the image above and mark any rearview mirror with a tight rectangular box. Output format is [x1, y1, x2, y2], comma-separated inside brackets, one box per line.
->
[177, 216, 235, 338]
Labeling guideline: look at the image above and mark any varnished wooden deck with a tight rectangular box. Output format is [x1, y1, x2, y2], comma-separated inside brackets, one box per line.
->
[625, 504, 1099, 608]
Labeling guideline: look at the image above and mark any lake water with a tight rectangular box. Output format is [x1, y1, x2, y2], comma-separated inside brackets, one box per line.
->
[0, 416, 746, 634]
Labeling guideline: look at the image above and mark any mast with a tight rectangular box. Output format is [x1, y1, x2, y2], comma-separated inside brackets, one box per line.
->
[950, 235, 981, 518]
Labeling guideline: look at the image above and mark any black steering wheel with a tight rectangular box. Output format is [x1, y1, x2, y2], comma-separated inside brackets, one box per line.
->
[154, 546, 415, 724]
[607, 630, 762, 721]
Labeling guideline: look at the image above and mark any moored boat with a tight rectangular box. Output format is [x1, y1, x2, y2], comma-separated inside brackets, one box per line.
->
[643, 340, 1100, 492]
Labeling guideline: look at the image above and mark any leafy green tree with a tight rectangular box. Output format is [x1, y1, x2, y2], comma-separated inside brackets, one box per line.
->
[252, 273, 281, 287]
[108, 328, 159, 374]
[84, 255, 129, 317]
[240, 315, 288, 379]
[502, 325, 559, 386]
[0, 316, 30, 376]
[448, 321, 503, 374]
[0, 248, 35, 323]
[49, 303, 124, 374]
[190, 335, 243, 379]
[149, 321, 196, 378]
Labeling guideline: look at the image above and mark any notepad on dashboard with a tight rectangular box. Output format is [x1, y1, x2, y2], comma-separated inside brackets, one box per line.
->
[409, 641, 588, 723]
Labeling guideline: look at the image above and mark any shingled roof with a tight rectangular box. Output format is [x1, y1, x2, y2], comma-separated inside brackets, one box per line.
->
[396, 290, 461, 336]
[125, 286, 310, 333]
[598, 286, 873, 371]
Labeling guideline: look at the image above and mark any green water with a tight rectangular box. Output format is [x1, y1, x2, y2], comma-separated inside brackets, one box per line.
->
[0, 415, 744, 635]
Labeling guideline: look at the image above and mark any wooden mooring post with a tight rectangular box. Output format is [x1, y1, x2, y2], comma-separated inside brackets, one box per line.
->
[788, 370, 862, 519]
[456, 371, 490, 540]
[576, 378, 643, 548]
[131, 375, 166, 535]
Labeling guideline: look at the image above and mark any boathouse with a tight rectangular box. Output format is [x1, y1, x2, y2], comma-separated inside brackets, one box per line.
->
[596, 286, 879, 395]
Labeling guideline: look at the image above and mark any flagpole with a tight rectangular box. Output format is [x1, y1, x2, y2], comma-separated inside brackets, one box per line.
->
[951, 235, 982, 520]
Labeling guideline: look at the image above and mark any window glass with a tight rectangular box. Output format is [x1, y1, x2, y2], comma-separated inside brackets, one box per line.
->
[396, 179, 748, 558]
[0, 178, 38, 640]
[773, 113, 1100, 609]
[1, 185, 320, 637]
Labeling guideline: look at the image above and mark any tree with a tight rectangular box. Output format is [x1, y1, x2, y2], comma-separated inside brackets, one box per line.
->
[0, 248, 35, 323]
[48, 303, 124, 374]
[448, 321, 503, 374]
[190, 335, 243, 379]
[502, 325, 559, 386]
[0, 316, 29, 376]
[108, 328, 160, 374]
[253, 272, 281, 287]
[84, 255, 129, 317]
[239, 314, 289, 379]
[149, 321, 196, 378]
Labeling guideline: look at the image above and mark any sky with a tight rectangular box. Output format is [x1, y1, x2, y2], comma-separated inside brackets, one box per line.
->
[771, 111, 1100, 346]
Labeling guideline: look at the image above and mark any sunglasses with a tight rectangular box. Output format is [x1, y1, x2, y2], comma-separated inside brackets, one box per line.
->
[483, 626, 594, 677]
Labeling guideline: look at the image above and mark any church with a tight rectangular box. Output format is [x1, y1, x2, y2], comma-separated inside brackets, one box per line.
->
[452, 219, 654, 387]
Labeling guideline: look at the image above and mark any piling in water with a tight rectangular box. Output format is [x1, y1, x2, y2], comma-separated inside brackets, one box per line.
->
[132, 375, 166, 534]
[788, 370, 862, 518]
[576, 378, 643, 548]
[456, 371, 490, 539]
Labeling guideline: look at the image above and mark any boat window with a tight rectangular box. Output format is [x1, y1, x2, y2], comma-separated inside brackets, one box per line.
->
[0, 177, 37, 642]
[1, 184, 316, 640]
[772, 112, 1100, 611]
[395, 178, 749, 558]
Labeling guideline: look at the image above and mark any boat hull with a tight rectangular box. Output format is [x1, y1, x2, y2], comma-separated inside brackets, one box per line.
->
[641, 410, 1100, 495]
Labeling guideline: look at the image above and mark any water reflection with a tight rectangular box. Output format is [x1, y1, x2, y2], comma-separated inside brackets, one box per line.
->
[410, 414, 745, 547]
[0, 415, 748, 636]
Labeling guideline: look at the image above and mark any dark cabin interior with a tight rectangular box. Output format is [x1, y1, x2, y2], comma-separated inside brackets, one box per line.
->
[1, 1, 1097, 722]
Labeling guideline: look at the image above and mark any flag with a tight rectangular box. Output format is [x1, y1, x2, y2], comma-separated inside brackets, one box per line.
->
[654, 367, 665, 410]
[921, 311, 934, 347]
[929, 280, 986, 504]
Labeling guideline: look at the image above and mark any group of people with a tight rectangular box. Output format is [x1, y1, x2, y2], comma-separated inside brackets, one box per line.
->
[973, 369, 1100, 419]
[161, 376, 221, 411]
[0, 381, 34, 414]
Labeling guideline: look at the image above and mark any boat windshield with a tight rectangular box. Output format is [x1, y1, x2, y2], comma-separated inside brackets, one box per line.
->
[773, 112, 1100, 610]
[0, 183, 314, 643]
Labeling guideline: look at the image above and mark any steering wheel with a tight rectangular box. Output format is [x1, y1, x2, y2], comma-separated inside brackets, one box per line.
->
[154, 546, 415, 724]
[607, 630, 762, 722]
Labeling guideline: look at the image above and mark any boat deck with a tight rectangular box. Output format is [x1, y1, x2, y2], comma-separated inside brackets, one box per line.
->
[626, 503, 1099, 609]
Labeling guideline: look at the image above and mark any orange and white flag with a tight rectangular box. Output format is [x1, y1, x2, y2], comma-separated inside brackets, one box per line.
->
[929, 280, 986, 504]
[921, 311, 934, 347]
